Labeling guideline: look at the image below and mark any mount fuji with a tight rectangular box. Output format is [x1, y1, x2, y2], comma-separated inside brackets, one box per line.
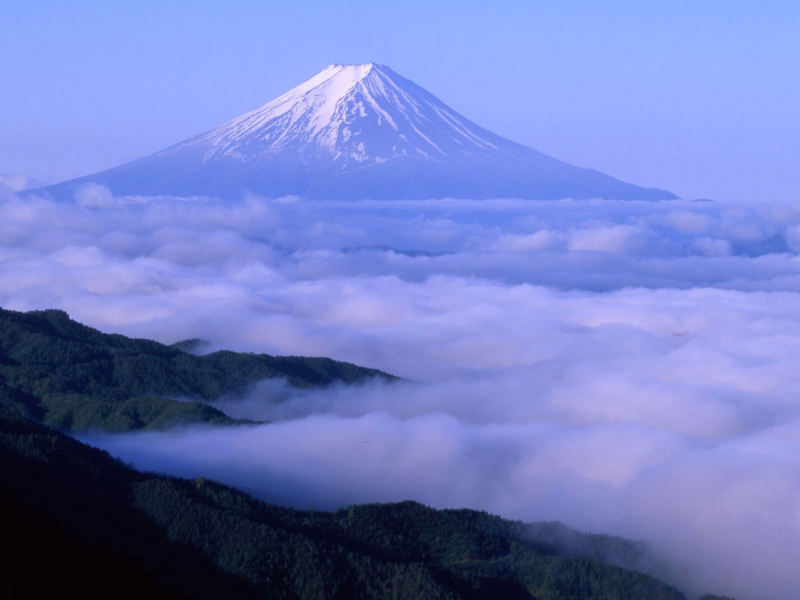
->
[41, 63, 675, 201]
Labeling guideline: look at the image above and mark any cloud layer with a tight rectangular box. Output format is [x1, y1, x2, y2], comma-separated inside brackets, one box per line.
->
[6, 188, 800, 599]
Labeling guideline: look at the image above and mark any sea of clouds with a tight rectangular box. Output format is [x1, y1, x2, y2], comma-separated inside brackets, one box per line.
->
[4, 184, 800, 599]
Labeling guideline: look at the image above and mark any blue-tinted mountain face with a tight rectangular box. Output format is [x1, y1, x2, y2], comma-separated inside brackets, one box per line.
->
[44, 64, 675, 201]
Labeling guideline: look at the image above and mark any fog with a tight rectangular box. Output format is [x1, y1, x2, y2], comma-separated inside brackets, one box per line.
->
[6, 186, 800, 599]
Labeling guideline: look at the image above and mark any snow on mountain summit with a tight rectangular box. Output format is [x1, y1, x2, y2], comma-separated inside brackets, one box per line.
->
[40, 63, 676, 201]
[194, 62, 501, 170]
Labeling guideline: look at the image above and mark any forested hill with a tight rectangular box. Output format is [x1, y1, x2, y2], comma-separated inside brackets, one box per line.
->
[0, 409, 701, 600]
[0, 307, 392, 431]
[0, 307, 737, 599]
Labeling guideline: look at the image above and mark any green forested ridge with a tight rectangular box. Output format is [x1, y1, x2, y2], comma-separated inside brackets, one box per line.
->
[0, 408, 702, 600]
[0, 307, 392, 431]
[0, 307, 736, 599]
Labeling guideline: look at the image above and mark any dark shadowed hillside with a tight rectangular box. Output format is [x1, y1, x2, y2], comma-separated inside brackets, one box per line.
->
[0, 409, 696, 600]
[0, 308, 737, 599]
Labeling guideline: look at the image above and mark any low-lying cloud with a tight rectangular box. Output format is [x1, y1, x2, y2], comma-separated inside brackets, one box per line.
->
[6, 188, 800, 599]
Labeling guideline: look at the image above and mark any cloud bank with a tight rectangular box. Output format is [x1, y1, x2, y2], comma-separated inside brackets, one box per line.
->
[5, 188, 800, 599]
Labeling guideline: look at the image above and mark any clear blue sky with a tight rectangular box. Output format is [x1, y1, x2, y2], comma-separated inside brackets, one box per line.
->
[2, 0, 798, 201]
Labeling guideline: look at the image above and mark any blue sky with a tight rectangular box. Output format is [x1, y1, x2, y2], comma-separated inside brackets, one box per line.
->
[2, 0, 798, 201]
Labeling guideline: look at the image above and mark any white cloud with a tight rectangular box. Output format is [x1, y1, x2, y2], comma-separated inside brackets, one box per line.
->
[0, 173, 28, 192]
[75, 182, 115, 208]
[6, 191, 800, 599]
[567, 224, 651, 253]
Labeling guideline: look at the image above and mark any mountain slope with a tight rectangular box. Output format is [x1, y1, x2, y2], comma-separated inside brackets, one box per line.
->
[0, 410, 696, 599]
[39, 63, 675, 201]
[0, 307, 392, 431]
[0, 308, 735, 599]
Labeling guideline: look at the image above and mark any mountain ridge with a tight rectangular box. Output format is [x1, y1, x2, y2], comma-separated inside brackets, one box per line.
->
[34, 63, 676, 201]
[0, 410, 698, 599]
[0, 306, 393, 431]
[0, 307, 736, 599]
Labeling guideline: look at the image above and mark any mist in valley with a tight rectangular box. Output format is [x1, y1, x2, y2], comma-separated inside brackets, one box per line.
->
[2, 187, 797, 598]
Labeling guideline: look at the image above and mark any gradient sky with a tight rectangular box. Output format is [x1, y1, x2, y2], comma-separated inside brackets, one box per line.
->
[2, 0, 798, 201]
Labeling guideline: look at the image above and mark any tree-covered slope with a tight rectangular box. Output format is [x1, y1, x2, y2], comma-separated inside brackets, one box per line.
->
[0, 408, 694, 600]
[0, 307, 392, 431]
[0, 308, 735, 599]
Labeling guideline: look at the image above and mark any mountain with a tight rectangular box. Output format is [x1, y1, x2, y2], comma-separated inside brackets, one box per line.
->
[38, 63, 675, 201]
[0, 307, 735, 599]
[0, 307, 392, 432]
[0, 412, 696, 599]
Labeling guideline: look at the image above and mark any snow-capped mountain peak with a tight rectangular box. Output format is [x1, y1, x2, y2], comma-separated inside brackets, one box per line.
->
[192, 62, 502, 169]
[40, 63, 676, 201]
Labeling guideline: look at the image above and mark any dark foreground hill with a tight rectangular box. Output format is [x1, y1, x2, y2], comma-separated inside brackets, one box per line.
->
[0, 307, 391, 431]
[0, 307, 737, 599]
[1, 410, 700, 600]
